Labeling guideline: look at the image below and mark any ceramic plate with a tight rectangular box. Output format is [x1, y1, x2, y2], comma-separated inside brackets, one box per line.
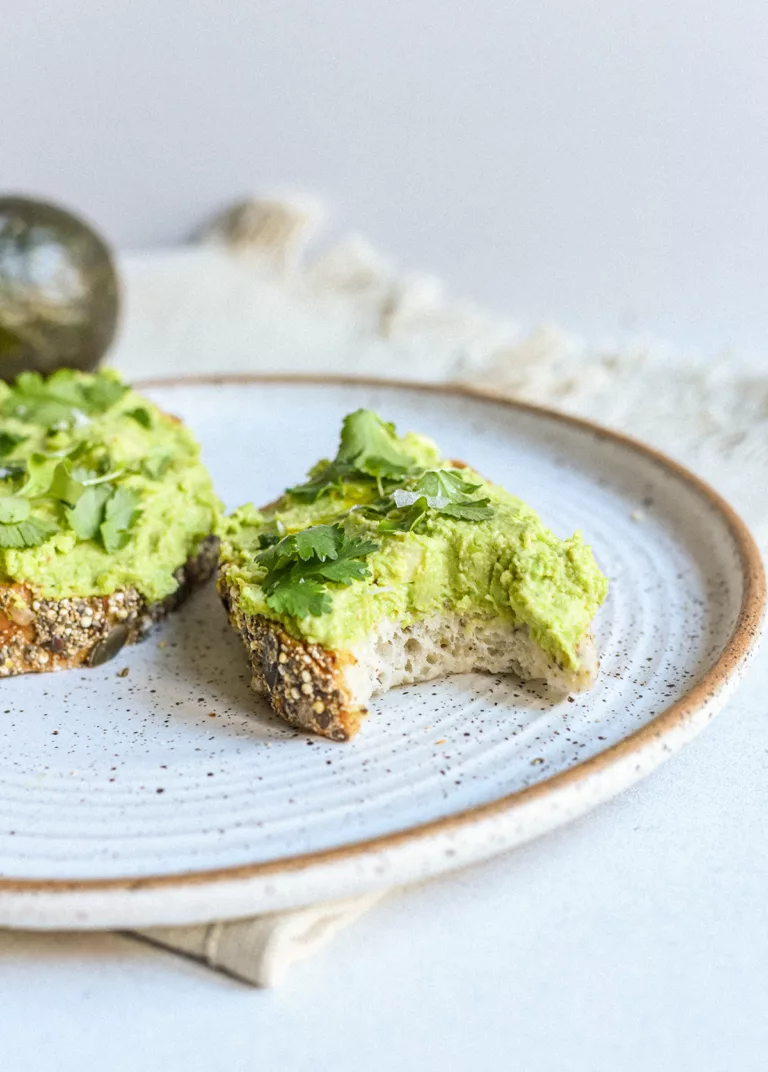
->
[0, 378, 763, 929]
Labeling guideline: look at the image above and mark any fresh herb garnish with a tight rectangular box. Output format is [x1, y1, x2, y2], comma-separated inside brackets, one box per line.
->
[437, 499, 494, 521]
[127, 407, 152, 429]
[377, 495, 431, 533]
[18, 454, 57, 499]
[2, 452, 143, 552]
[2, 370, 128, 428]
[286, 461, 356, 503]
[257, 532, 280, 550]
[0, 498, 32, 524]
[286, 410, 414, 502]
[82, 376, 129, 414]
[410, 469, 482, 500]
[335, 410, 412, 479]
[0, 495, 59, 548]
[0, 516, 59, 549]
[100, 486, 142, 553]
[66, 485, 113, 541]
[0, 432, 27, 458]
[365, 467, 494, 533]
[50, 460, 85, 507]
[256, 524, 379, 618]
[0, 372, 170, 557]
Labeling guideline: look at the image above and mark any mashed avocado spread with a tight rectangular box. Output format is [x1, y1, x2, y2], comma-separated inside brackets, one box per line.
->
[0, 369, 220, 602]
[221, 410, 608, 670]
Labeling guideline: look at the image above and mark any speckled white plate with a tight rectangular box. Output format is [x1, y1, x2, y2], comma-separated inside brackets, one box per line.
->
[0, 377, 763, 929]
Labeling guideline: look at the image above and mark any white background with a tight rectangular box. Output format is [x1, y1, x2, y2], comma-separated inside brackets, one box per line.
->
[4, 0, 768, 354]
[2, 4, 768, 1070]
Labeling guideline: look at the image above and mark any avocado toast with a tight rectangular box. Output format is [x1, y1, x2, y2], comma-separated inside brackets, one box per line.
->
[0, 369, 220, 675]
[219, 409, 608, 741]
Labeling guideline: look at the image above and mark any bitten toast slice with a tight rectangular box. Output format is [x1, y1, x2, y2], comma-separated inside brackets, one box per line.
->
[219, 410, 607, 740]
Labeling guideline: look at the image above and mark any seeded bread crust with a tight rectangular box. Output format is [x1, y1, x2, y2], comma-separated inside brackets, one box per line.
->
[218, 579, 360, 740]
[0, 535, 219, 677]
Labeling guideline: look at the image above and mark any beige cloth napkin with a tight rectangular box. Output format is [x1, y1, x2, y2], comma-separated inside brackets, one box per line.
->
[135, 892, 387, 987]
[111, 196, 767, 986]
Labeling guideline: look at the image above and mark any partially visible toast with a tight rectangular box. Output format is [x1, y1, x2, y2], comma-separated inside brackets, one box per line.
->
[0, 535, 218, 677]
[0, 368, 222, 676]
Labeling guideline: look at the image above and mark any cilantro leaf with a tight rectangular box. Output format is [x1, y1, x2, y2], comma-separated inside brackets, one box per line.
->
[81, 377, 128, 414]
[66, 484, 112, 541]
[3, 371, 128, 428]
[4, 372, 85, 427]
[293, 524, 340, 562]
[287, 411, 416, 503]
[259, 524, 379, 618]
[337, 410, 412, 478]
[126, 407, 152, 428]
[49, 461, 85, 508]
[100, 486, 142, 553]
[257, 524, 343, 571]
[264, 578, 332, 618]
[18, 454, 57, 499]
[286, 460, 358, 503]
[0, 432, 27, 458]
[411, 469, 481, 501]
[317, 554, 376, 584]
[378, 495, 431, 533]
[0, 498, 30, 523]
[0, 516, 59, 549]
[257, 532, 280, 550]
[438, 499, 494, 522]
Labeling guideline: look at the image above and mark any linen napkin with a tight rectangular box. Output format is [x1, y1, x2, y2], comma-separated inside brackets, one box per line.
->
[110, 195, 766, 985]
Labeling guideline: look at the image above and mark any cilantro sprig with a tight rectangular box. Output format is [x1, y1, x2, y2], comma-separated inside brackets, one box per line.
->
[0, 453, 143, 552]
[256, 524, 379, 618]
[285, 410, 494, 534]
[286, 410, 413, 502]
[2, 370, 128, 428]
[0, 496, 58, 547]
[0, 371, 172, 553]
[364, 467, 493, 533]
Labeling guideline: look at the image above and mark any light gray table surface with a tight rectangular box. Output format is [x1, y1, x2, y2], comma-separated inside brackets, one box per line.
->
[2, 676, 767, 1072]
[2, 3, 768, 1069]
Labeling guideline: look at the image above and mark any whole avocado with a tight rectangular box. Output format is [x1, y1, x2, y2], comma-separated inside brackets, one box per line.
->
[0, 196, 119, 380]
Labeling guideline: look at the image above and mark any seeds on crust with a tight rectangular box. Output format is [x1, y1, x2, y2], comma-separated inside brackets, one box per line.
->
[218, 573, 361, 741]
[0, 536, 218, 677]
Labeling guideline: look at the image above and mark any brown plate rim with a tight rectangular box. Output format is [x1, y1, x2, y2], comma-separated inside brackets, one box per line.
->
[0, 373, 764, 894]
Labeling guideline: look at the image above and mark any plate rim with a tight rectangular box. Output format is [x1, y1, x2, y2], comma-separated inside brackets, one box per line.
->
[0, 373, 764, 902]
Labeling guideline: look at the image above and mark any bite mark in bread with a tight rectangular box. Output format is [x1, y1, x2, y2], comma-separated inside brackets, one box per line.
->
[219, 575, 599, 741]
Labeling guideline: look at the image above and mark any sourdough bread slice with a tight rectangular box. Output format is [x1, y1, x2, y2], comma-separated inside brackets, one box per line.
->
[0, 535, 218, 676]
[0, 369, 222, 674]
[218, 408, 607, 742]
[219, 580, 598, 741]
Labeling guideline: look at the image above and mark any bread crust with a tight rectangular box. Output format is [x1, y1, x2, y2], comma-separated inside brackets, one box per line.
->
[219, 578, 361, 740]
[0, 535, 219, 677]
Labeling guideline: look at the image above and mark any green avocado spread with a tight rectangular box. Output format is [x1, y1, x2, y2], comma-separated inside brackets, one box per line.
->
[220, 410, 608, 670]
[0, 369, 220, 602]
